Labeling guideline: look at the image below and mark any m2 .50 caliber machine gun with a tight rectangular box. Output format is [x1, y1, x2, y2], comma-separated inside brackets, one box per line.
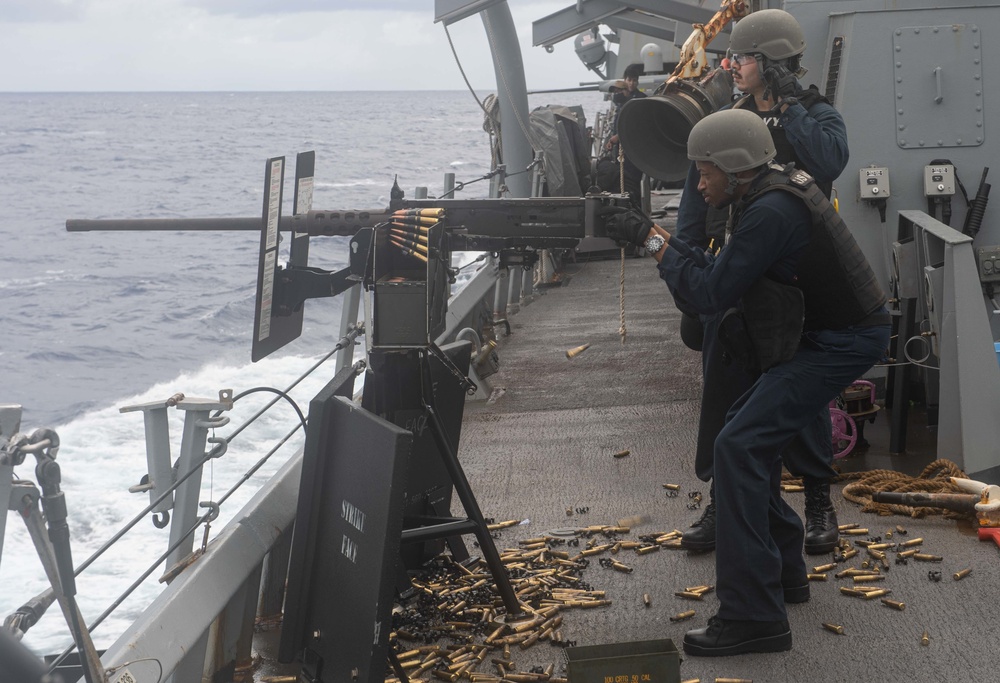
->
[68, 152, 626, 683]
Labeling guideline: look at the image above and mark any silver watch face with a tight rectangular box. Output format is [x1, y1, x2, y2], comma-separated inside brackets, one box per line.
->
[644, 234, 665, 253]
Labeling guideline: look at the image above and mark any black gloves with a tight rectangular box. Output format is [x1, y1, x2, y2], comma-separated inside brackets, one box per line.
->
[763, 64, 799, 102]
[598, 205, 654, 248]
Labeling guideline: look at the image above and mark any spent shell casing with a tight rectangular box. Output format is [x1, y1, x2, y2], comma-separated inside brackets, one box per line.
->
[842, 528, 870, 535]
[643, 593, 652, 607]
[813, 562, 837, 573]
[715, 679, 753, 683]
[681, 679, 702, 683]
[881, 598, 906, 611]
[953, 567, 973, 580]
[853, 574, 886, 583]
[636, 545, 660, 555]
[896, 525, 908, 535]
[898, 548, 918, 558]
[822, 623, 845, 635]
[921, 630, 930, 646]
[663, 483, 681, 490]
[565, 343, 590, 359]
[913, 553, 943, 562]
[839, 587, 865, 597]
[862, 588, 891, 599]
[842, 548, 859, 560]
[612, 449, 630, 458]
[838, 523, 860, 531]
[675, 591, 704, 601]
[807, 573, 828, 581]
[900, 537, 924, 547]
[781, 484, 805, 492]
[611, 561, 633, 573]
[669, 610, 696, 622]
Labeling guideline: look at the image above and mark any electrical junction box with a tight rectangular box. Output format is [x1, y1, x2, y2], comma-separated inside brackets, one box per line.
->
[860, 167, 890, 199]
[975, 245, 1000, 284]
[924, 164, 956, 196]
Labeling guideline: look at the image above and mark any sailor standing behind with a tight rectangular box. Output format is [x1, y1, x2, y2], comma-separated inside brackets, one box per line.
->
[670, 9, 850, 557]
[601, 108, 889, 656]
[606, 63, 647, 209]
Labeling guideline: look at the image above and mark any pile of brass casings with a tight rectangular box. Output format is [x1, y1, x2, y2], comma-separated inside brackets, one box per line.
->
[387, 522, 690, 683]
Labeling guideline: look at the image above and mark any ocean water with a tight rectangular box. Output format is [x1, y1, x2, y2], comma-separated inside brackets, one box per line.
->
[0, 89, 606, 655]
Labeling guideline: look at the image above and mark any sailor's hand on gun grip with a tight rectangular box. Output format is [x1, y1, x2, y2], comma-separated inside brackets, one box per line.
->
[598, 205, 653, 248]
[763, 64, 799, 101]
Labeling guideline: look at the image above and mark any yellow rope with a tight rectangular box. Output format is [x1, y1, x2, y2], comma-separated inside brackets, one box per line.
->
[783, 459, 972, 520]
[618, 145, 627, 344]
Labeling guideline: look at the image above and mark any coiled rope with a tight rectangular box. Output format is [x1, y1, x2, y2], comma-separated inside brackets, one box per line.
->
[783, 458, 972, 520]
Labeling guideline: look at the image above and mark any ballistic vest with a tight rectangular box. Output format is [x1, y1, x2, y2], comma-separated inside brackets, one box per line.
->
[737, 164, 887, 330]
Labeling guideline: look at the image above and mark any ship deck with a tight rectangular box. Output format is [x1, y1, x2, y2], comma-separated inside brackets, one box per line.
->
[256, 252, 997, 683]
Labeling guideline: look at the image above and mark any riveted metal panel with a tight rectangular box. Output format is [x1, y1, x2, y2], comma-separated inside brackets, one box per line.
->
[893, 24, 985, 149]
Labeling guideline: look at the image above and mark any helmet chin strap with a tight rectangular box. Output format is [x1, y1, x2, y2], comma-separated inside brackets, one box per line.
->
[724, 172, 757, 195]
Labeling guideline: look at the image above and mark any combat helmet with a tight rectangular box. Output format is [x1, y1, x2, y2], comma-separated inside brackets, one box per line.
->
[687, 109, 775, 174]
[729, 9, 805, 61]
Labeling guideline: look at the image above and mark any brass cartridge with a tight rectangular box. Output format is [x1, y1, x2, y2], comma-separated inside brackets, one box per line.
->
[822, 623, 845, 635]
[612, 450, 630, 459]
[715, 679, 753, 683]
[680, 679, 701, 683]
[637, 544, 661, 555]
[813, 562, 837, 573]
[663, 483, 681, 490]
[853, 574, 886, 583]
[685, 585, 714, 594]
[953, 567, 973, 580]
[566, 344, 591, 359]
[900, 537, 924, 547]
[880, 598, 906, 611]
[675, 591, 704, 601]
[868, 542, 894, 550]
[861, 588, 891, 599]
[896, 525, 907, 534]
[781, 484, 805, 492]
[898, 548, 918, 558]
[670, 610, 696, 622]
[838, 523, 860, 531]
[913, 553, 943, 562]
[643, 593, 652, 607]
[807, 573, 828, 581]
[839, 587, 865, 597]
[842, 527, 870, 535]
[921, 630, 930, 646]
[842, 548, 859, 560]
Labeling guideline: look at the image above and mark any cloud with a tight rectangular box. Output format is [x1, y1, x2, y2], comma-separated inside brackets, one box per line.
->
[0, 0, 86, 22]
[0, 0, 603, 92]
[184, 0, 415, 17]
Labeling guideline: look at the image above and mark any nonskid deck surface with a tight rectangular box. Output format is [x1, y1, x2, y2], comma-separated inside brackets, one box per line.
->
[253, 255, 996, 683]
[451, 256, 995, 682]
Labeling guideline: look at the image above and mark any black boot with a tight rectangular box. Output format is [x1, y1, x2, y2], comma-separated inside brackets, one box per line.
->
[683, 615, 792, 657]
[681, 499, 717, 552]
[803, 478, 839, 555]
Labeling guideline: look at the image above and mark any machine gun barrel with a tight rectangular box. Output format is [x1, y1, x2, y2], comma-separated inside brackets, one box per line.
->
[66, 196, 617, 241]
[871, 491, 980, 514]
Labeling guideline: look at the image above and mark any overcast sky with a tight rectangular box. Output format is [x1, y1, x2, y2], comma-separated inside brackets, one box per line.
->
[0, 0, 602, 92]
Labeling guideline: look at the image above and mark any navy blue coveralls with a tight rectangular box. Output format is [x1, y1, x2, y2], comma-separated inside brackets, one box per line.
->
[673, 92, 850, 483]
[659, 188, 890, 621]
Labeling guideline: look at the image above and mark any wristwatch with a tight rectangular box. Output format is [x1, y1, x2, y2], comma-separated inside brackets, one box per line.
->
[643, 233, 665, 255]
